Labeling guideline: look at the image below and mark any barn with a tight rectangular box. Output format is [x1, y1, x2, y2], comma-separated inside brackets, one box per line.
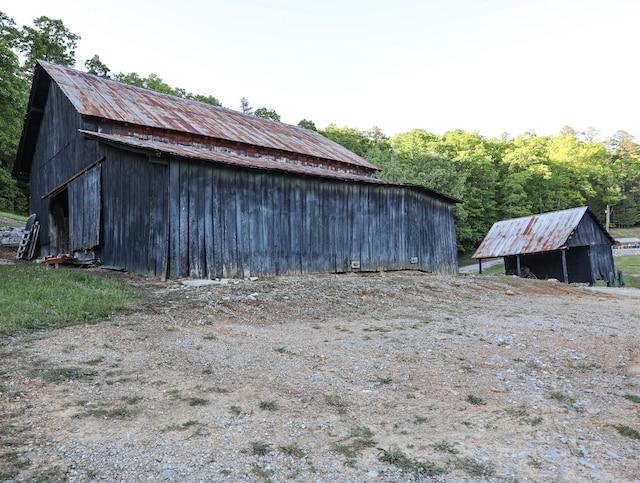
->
[472, 207, 615, 284]
[12, 61, 459, 280]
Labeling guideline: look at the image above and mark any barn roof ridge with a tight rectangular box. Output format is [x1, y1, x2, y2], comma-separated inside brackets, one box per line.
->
[36, 60, 379, 170]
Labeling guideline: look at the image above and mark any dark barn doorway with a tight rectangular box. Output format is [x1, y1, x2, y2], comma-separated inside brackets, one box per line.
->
[49, 189, 69, 254]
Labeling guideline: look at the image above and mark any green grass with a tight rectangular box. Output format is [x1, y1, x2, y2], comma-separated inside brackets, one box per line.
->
[0, 265, 138, 335]
[608, 227, 640, 238]
[611, 255, 640, 288]
[0, 211, 29, 223]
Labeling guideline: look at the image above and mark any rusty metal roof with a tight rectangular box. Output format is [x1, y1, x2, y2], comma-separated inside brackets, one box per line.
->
[472, 207, 592, 259]
[39, 61, 378, 171]
[79, 130, 461, 204]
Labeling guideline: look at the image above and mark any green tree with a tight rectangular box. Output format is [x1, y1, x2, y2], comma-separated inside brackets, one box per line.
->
[254, 107, 280, 121]
[16, 16, 79, 74]
[84, 54, 110, 77]
[297, 119, 317, 131]
[186, 93, 222, 106]
[319, 125, 374, 158]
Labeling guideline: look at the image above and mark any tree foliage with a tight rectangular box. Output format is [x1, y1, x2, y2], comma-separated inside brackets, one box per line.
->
[254, 107, 281, 121]
[321, 125, 640, 252]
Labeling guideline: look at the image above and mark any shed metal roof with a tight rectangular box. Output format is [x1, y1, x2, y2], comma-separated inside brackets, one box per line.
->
[472, 207, 599, 259]
[39, 61, 378, 170]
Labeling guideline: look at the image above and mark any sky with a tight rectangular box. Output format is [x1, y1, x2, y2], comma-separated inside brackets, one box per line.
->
[5, 0, 640, 140]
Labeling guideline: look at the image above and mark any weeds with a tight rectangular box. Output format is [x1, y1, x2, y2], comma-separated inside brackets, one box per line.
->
[373, 376, 392, 385]
[279, 443, 305, 458]
[40, 367, 98, 383]
[377, 447, 444, 476]
[467, 394, 486, 406]
[433, 440, 459, 454]
[250, 441, 272, 456]
[325, 393, 348, 414]
[613, 424, 640, 440]
[623, 394, 640, 404]
[259, 400, 278, 411]
[229, 405, 242, 416]
[161, 420, 201, 432]
[188, 397, 209, 406]
[452, 456, 495, 478]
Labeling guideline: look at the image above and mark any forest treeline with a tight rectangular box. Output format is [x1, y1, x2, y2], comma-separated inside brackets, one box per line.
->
[2, 13, 639, 252]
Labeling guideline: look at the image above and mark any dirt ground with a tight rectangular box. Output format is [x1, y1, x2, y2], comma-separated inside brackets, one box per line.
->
[1, 252, 640, 481]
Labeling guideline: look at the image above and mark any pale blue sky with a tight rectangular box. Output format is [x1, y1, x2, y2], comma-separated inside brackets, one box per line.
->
[5, 0, 639, 140]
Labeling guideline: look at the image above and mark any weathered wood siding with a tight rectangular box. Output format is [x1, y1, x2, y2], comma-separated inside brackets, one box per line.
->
[163, 158, 457, 279]
[68, 164, 101, 251]
[99, 148, 169, 277]
[28, 82, 97, 256]
[27, 81, 458, 278]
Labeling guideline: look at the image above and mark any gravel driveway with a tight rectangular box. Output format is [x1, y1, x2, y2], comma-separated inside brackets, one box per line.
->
[2, 269, 640, 482]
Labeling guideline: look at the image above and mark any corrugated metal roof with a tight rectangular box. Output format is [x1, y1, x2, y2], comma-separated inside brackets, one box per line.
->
[472, 207, 590, 259]
[40, 61, 379, 171]
[80, 130, 462, 204]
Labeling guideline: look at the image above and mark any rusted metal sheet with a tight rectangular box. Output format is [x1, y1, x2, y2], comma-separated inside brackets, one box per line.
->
[40, 61, 378, 171]
[79, 130, 461, 204]
[472, 207, 590, 258]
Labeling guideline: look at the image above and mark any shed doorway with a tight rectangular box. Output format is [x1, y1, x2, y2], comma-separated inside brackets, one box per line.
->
[49, 189, 69, 254]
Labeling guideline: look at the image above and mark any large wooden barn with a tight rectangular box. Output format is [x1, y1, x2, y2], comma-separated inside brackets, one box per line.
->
[472, 207, 615, 284]
[13, 61, 459, 279]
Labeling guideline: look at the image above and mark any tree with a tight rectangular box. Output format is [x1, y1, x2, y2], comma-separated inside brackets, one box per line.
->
[254, 107, 280, 122]
[0, 16, 27, 170]
[186, 93, 221, 106]
[297, 119, 317, 131]
[240, 97, 252, 115]
[84, 54, 110, 77]
[16, 16, 79, 74]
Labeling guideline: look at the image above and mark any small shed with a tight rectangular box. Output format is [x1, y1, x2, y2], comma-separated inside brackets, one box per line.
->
[12, 61, 460, 279]
[472, 207, 615, 284]
[614, 237, 640, 249]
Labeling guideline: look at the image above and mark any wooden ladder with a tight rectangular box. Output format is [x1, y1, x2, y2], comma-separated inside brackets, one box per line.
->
[16, 214, 39, 260]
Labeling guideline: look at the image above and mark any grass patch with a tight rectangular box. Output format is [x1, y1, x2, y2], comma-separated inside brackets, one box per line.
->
[613, 424, 640, 440]
[611, 254, 640, 288]
[623, 394, 640, 404]
[40, 367, 98, 383]
[0, 265, 137, 335]
[0, 211, 28, 223]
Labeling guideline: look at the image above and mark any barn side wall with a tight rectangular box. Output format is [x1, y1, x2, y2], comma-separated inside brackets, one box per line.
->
[164, 158, 458, 279]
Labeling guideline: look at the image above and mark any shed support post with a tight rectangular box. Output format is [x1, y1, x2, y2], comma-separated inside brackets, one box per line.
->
[561, 249, 569, 283]
[478, 258, 482, 274]
[516, 255, 521, 277]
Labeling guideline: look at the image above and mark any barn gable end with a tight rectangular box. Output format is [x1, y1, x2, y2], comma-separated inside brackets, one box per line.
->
[14, 61, 460, 279]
